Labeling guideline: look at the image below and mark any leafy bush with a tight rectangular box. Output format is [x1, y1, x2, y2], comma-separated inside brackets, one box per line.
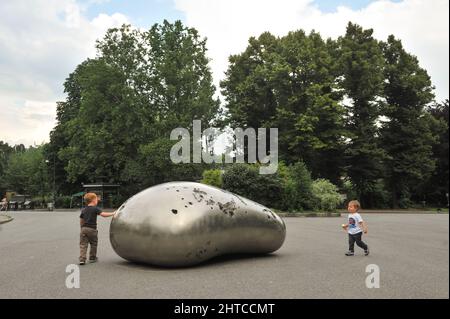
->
[55, 196, 72, 208]
[311, 178, 343, 212]
[201, 169, 223, 188]
[222, 164, 283, 208]
[110, 194, 129, 208]
[221, 162, 315, 211]
[279, 161, 313, 212]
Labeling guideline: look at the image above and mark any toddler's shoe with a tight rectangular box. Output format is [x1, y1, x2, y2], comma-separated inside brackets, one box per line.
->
[345, 251, 354, 256]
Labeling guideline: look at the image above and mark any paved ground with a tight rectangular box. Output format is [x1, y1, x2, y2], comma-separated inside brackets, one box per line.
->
[0, 211, 448, 299]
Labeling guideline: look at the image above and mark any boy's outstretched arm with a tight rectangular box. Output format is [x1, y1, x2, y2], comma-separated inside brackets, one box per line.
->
[100, 211, 116, 217]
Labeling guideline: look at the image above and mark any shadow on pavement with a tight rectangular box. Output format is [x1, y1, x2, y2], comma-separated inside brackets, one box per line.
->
[113, 252, 279, 271]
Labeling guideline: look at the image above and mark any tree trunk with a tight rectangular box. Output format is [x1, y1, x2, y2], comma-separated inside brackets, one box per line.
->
[391, 185, 398, 209]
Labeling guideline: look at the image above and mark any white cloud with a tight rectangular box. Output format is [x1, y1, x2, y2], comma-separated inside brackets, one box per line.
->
[0, 96, 56, 146]
[0, 0, 128, 146]
[0, 0, 448, 147]
[175, 0, 449, 101]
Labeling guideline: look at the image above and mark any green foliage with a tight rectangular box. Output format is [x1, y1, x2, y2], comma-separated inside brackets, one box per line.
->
[55, 196, 72, 209]
[220, 30, 346, 184]
[201, 169, 223, 188]
[110, 194, 129, 208]
[311, 179, 344, 212]
[48, 20, 219, 197]
[341, 179, 357, 203]
[368, 179, 391, 209]
[135, 138, 203, 186]
[338, 22, 386, 208]
[221, 162, 317, 211]
[3, 145, 50, 196]
[380, 35, 437, 208]
[278, 161, 313, 211]
[222, 164, 283, 209]
[57, 59, 139, 184]
[0, 141, 13, 195]
[97, 21, 220, 133]
[118, 137, 205, 196]
[2, 21, 446, 210]
[419, 100, 449, 206]
[342, 178, 390, 209]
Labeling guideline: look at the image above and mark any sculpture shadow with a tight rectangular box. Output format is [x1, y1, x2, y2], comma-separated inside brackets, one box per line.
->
[115, 252, 279, 271]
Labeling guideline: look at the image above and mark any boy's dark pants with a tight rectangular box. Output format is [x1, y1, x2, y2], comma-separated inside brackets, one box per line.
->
[79, 226, 98, 262]
[348, 232, 368, 252]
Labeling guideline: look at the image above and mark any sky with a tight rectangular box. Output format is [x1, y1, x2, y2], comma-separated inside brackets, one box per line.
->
[0, 0, 448, 146]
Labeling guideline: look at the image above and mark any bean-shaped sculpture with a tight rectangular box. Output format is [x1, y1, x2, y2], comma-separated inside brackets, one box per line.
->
[110, 182, 286, 267]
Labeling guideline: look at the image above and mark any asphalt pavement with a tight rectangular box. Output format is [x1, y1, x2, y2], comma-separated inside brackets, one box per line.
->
[0, 211, 448, 298]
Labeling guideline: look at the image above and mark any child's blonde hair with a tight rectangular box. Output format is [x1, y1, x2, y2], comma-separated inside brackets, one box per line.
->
[84, 193, 97, 204]
[348, 200, 361, 211]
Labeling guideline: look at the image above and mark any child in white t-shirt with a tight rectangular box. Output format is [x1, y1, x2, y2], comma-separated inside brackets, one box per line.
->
[342, 200, 369, 256]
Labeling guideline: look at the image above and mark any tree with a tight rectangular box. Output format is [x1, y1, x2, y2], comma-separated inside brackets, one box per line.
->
[48, 21, 219, 196]
[220, 32, 280, 163]
[97, 21, 220, 134]
[220, 32, 279, 129]
[131, 138, 204, 191]
[45, 60, 99, 196]
[221, 30, 346, 183]
[274, 31, 345, 183]
[338, 22, 386, 208]
[380, 35, 437, 208]
[419, 100, 449, 206]
[3, 145, 50, 197]
[0, 141, 13, 196]
[57, 59, 143, 185]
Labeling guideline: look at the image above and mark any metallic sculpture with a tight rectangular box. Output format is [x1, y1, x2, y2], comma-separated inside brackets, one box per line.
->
[110, 181, 286, 267]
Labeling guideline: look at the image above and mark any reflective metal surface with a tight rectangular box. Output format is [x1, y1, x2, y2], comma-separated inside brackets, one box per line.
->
[110, 182, 286, 267]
